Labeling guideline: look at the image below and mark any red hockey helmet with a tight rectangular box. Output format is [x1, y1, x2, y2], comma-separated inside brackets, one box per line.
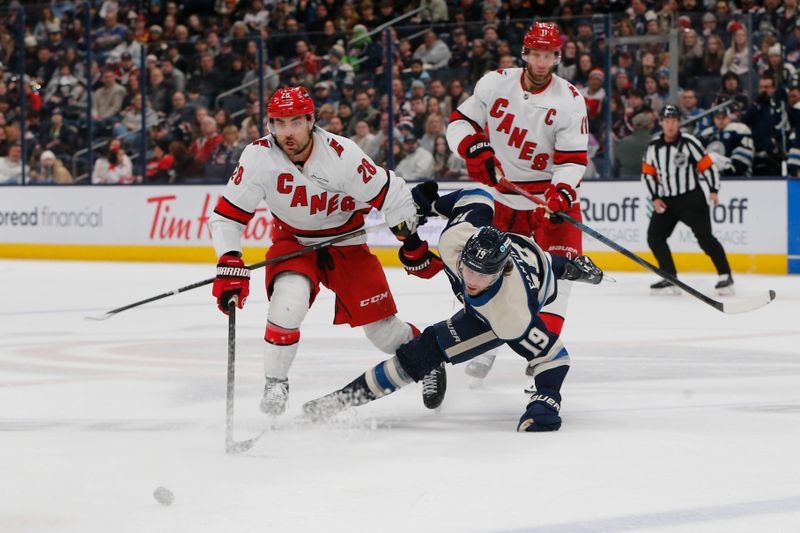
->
[267, 86, 315, 118]
[522, 21, 563, 53]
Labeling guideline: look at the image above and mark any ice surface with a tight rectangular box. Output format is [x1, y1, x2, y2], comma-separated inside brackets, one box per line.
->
[1, 260, 799, 532]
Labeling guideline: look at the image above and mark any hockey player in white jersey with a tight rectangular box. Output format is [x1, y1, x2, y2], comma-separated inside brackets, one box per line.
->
[301, 185, 603, 431]
[445, 21, 589, 385]
[208, 87, 446, 415]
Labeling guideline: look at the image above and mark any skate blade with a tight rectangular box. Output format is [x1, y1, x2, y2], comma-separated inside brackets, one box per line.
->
[717, 287, 735, 297]
[468, 377, 485, 389]
[650, 287, 682, 296]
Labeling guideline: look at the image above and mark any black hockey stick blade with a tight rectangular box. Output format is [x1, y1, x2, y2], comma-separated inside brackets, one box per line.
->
[226, 429, 268, 454]
[497, 177, 777, 315]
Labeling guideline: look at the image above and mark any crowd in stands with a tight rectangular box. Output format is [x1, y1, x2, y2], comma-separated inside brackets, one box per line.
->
[0, 0, 798, 185]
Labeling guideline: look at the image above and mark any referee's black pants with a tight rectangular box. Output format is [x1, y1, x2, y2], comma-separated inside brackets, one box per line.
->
[647, 188, 731, 276]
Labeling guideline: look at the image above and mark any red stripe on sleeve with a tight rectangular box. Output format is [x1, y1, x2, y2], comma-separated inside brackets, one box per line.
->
[367, 177, 390, 211]
[553, 150, 588, 166]
[213, 196, 255, 225]
[448, 110, 483, 133]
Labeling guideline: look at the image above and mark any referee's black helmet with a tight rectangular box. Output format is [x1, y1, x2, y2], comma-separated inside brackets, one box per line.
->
[660, 104, 681, 119]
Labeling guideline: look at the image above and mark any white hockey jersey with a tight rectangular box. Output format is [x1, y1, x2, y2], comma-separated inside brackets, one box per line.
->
[446, 68, 589, 211]
[209, 128, 416, 256]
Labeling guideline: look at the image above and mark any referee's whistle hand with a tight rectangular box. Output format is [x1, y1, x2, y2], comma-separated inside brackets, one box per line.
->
[654, 198, 667, 214]
[709, 192, 719, 206]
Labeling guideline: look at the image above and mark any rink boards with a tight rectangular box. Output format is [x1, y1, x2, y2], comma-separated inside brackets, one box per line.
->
[0, 179, 795, 274]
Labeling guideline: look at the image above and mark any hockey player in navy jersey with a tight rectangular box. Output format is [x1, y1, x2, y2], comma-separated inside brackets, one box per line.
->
[302, 185, 603, 432]
[699, 104, 754, 177]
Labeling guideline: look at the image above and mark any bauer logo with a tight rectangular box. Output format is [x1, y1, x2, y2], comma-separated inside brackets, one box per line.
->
[359, 292, 388, 307]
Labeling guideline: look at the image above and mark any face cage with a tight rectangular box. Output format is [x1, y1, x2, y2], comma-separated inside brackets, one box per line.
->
[521, 47, 561, 67]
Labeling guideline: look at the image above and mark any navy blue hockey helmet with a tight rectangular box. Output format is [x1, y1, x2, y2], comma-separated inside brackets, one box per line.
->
[460, 226, 513, 277]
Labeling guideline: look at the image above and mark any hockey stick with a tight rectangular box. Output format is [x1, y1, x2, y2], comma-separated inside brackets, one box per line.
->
[85, 222, 390, 321]
[225, 296, 265, 454]
[498, 177, 776, 315]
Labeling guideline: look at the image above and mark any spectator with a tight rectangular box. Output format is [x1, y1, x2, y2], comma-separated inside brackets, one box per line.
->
[205, 125, 242, 182]
[443, 80, 469, 118]
[420, 113, 445, 154]
[721, 23, 749, 76]
[161, 58, 186, 94]
[351, 90, 379, 130]
[30, 149, 72, 184]
[94, 11, 127, 57]
[679, 89, 706, 133]
[187, 116, 223, 176]
[192, 53, 224, 107]
[613, 112, 654, 177]
[351, 119, 381, 161]
[557, 41, 578, 81]
[395, 133, 433, 181]
[92, 68, 127, 132]
[448, 27, 471, 71]
[581, 69, 606, 122]
[573, 53, 593, 87]
[0, 143, 23, 184]
[43, 64, 85, 115]
[92, 138, 135, 184]
[643, 75, 664, 115]
[327, 116, 345, 136]
[432, 133, 462, 180]
[468, 39, 494, 84]
[148, 68, 170, 114]
[764, 44, 799, 89]
[244, 0, 270, 33]
[701, 13, 719, 39]
[39, 108, 78, 159]
[413, 30, 452, 70]
[292, 40, 320, 84]
[743, 76, 789, 176]
[679, 29, 705, 84]
[114, 94, 160, 140]
[319, 46, 355, 88]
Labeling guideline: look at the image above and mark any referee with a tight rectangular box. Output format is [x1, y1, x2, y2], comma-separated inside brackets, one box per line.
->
[641, 105, 734, 295]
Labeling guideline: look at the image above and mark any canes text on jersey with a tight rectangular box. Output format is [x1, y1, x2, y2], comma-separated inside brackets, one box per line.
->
[276, 173, 357, 216]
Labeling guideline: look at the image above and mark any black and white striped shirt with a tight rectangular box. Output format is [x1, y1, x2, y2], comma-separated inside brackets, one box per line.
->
[641, 133, 719, 199]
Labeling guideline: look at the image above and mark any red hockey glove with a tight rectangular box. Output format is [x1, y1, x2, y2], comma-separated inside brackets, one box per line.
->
[543, 183, 577, 224]
[399, 236, 444, 279]
[458, 133, 503, 187]
[212, 253, 250, 314]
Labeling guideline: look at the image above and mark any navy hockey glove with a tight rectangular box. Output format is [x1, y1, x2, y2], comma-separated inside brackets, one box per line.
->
[399, 233, 444, 279]
[410, 180, 439, 226]
[212, 253, 250, 314]
[517, 389, 562, 432]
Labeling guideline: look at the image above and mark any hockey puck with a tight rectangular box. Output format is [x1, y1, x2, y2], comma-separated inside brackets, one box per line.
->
[153, 486, 174, 506]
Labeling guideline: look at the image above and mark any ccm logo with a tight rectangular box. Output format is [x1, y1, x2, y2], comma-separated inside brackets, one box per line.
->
[360, 292, 389, 307]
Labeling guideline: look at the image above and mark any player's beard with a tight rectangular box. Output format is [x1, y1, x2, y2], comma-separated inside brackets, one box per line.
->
[280, 134, 313, 160]
[524, 64, 552, 91]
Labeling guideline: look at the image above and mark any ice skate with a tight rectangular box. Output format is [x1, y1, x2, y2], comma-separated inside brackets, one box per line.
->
[259, 377, 289, 416]
[421, 363, 447, 409]
[650, 279, 681, 295]
[715, 274, 735, 296]
[465, 354, 496, 388]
